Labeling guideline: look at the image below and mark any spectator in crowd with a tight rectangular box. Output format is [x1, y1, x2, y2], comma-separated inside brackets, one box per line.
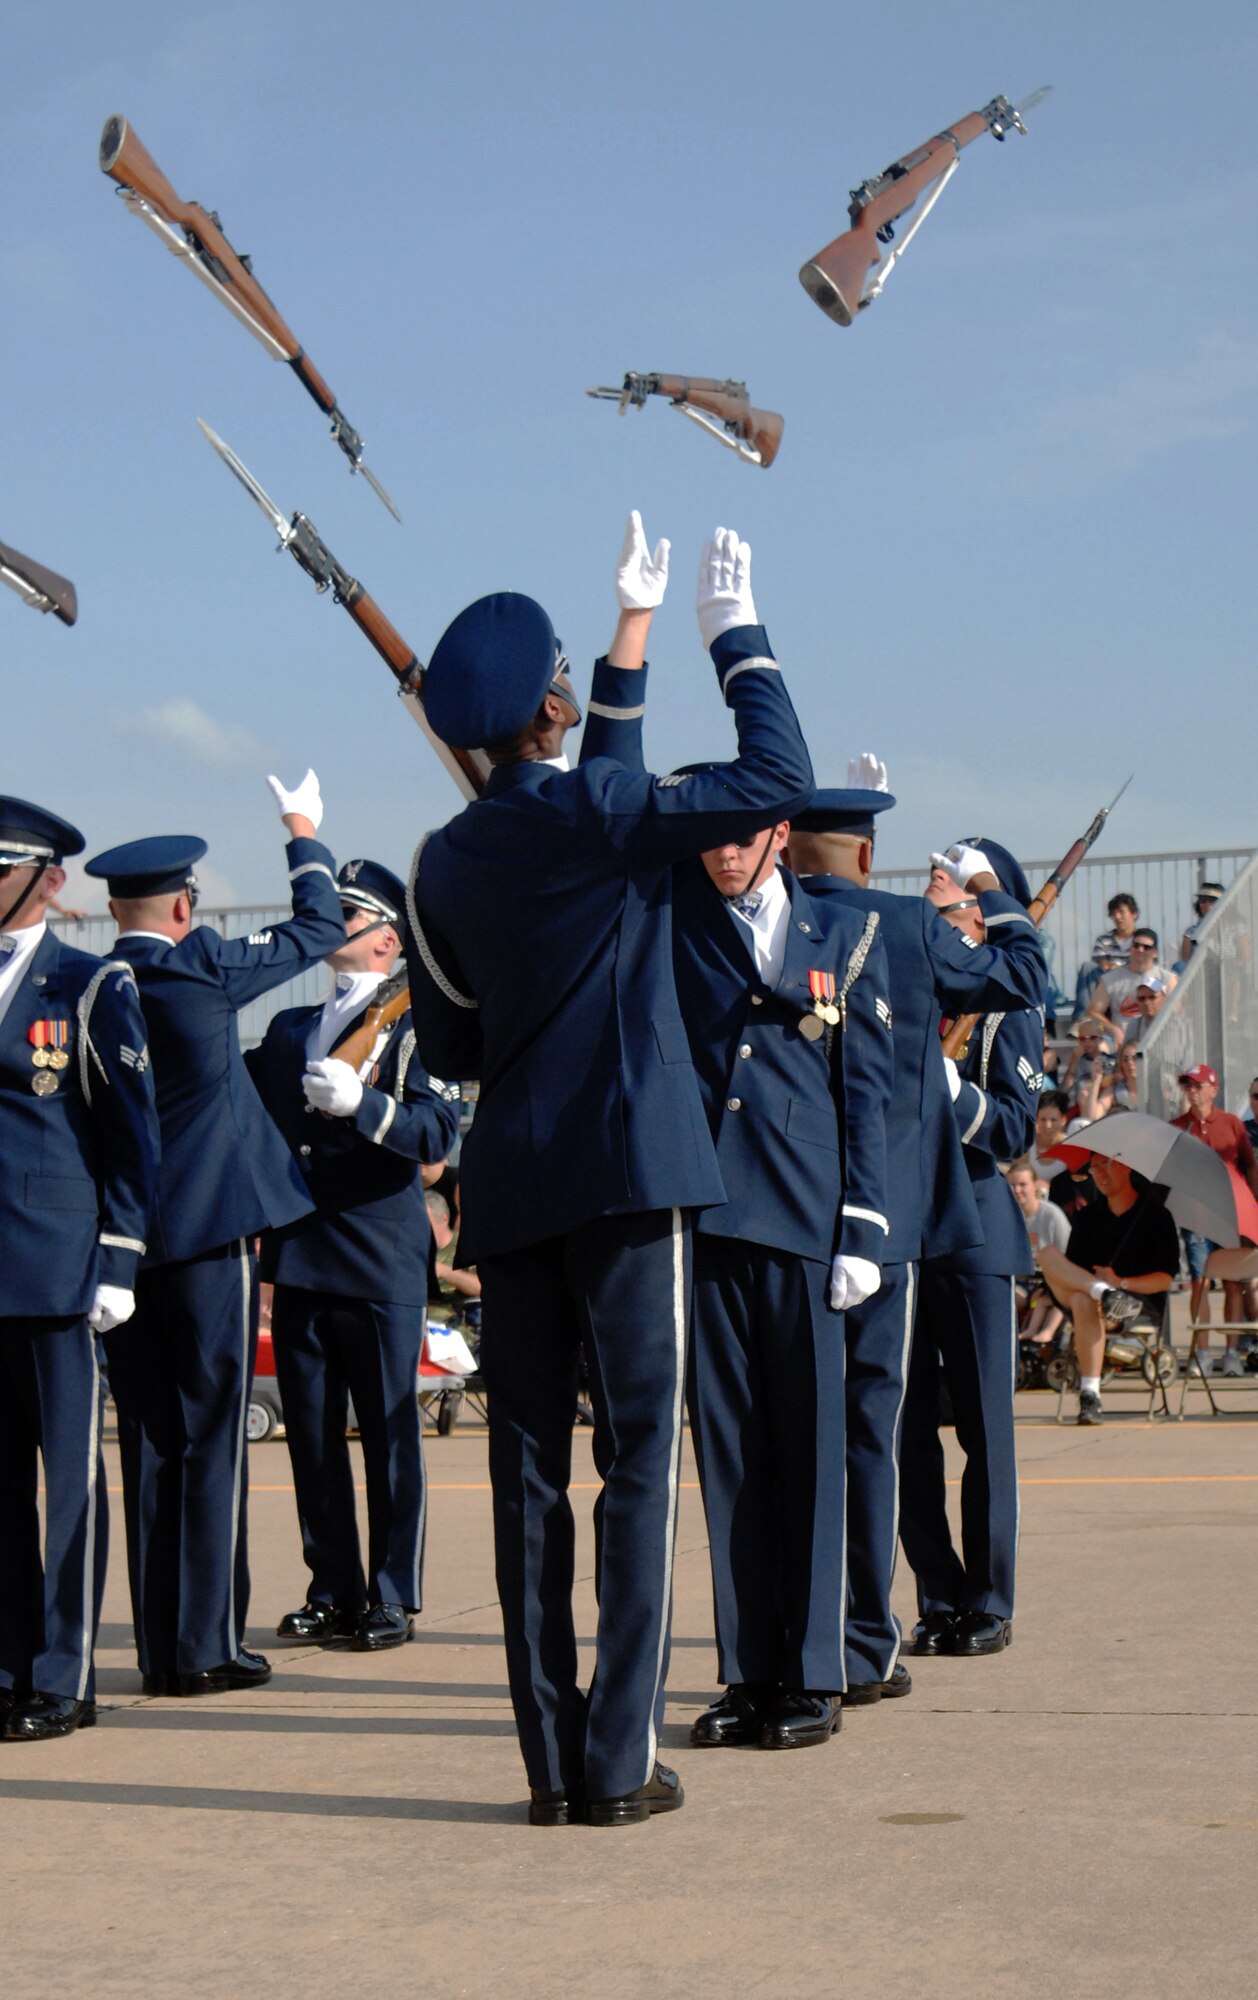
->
[1244, 1077, 1258, 1153]
[1122, 975, 1169, 1047]
[1179, 881, 1224, 965]
[1172, 1065, 1258, 1375]
[1078, 1038, 1142, 1120]
[1071, 938, 1120, 1026]
[1088, 928, 1176, 1034]
[1045, 1119, 1104, 1226]
[1008, 1162, 1069, 1345]
[1032, 1091, 1071, 1189]
[1093, 892, 1140, 965]
[426, 1178, 481, 1305]
[1061, 1019, 1116, 1109]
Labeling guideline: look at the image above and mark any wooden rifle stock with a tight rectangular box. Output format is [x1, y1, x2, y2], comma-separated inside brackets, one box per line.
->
[650, 375, 785, 468]
[329, 970, 412, 1072]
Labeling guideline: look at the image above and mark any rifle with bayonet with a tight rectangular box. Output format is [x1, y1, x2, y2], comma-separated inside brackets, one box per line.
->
[197, 421, 486, 802]
[99, 117, 400, 521]
[799, 88, 1051, 327]
[0, 539, 77, 625]
[941, 777, 1131, 1061]
[587, 374, 784, 468]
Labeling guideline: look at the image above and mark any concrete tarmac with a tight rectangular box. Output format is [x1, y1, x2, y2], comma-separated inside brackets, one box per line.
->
[5, 1385, 1257, 2000]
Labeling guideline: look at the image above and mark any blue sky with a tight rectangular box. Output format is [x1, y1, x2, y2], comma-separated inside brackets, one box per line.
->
[4, 0, 1255, 909]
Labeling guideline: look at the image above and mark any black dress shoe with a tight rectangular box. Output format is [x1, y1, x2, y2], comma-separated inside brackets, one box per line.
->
[841, 1663, 913, 1706]
[0, 1687, 22, 1728]
[947, 1612, 1012, 1656]
[4, 1693, 98, 1740]
[141, 1671, 175, 1696]
[760, 1690, 841, 1750]
[173, 1652, 273, 1697]
[906, 1612, 958, 1656]
[276, 1603, 360, 1642]
[586, 1762, 684, 1826]
[690, 1683, 772, 1747]
[528, 1784, 587, 1827]
[353, 1603, 413, 1652]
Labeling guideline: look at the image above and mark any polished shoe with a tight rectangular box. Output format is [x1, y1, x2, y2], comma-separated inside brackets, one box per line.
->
[947, 1613, 1012, 1657]
[690, 1683, 771, 1747]
[841, 1663, 913, 1706]
[586, 1762, 684, 1826]
[0, 1686, 25, 1729]
[276, 1602, 360, 1642]
[4, 1692, 97, 1741]
[906, 1612, 958, 1656]
[141, 1670, 175, 1696]
[528, 1784, 587, 1827]
[1077, 1389, 1105, 1426]
[173, 1652, 273, 1697]
[760, 1690, 841, 1750]
[353, 1603, 413, 1652]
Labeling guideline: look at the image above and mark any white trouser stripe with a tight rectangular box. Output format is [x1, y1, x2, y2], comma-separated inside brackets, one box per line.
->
[643, 1208, 686, 1785]
[226, 1241, 252, 1651]
[77, 1338, 103, 1701]
[1008, 1278, 1020, 1610]
[885, 1262, 917, 1678]
[411, 1334, 427, 1610]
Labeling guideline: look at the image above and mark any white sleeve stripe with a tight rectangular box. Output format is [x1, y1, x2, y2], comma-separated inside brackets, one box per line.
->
[290, 861, 337, 883]
[99, 1233, 145, 1254]
[983, 911, 1035, 929]
[587, 699, 646, 720]
[720, 657, 781, 699]
[960, 1088, 988, 1145]
[842, 1206, 889, 1234]
[368, 1096, 398, 1145]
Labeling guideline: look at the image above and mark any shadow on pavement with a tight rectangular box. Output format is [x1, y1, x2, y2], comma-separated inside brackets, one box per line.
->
[0, 1778, 520, 1823]
[97, 1708, 520, 1736]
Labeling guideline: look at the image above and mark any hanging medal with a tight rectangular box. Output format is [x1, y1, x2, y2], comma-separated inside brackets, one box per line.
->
[807, 969, 841, 1027]
[30, 1018, 71, 1072]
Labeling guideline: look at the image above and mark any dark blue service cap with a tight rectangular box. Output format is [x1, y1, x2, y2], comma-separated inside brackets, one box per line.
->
[0, 796, 85, 866]
[791, 788, 898, 837]
[337, 858, 406, 926]
[966, 836, 1032, 908]
[423, 593, 578, 749]
[84, 835, 208, 898]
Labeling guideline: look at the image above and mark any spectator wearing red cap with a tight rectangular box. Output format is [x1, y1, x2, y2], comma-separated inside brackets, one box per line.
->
[1172, 1065, 1258, 1374]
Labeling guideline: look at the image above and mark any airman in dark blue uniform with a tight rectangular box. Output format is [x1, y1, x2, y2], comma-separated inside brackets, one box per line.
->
[405, 520, 813, 1824]
[0, 797, 160, 1739]
[247, 859, 460, 1651]
[788, 790, 1047, 1693]
[85, 773, 345, 1695]
[897, 839, 1046, 1657]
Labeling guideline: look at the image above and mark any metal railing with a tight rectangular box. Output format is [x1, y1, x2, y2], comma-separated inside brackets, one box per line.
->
[1138, 853, 1258, 1120]
[873, 847, 1254, 1018]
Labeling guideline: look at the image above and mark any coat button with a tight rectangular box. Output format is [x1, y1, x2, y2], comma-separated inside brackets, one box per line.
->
[32, 975, 46, 987]
[750, 994, 763, 1006]
[299, 1144, 312, 1157]
[726, 1097, 742, 1112]
[798, 922, 811, 933]
[738, 1044, 753, 1059]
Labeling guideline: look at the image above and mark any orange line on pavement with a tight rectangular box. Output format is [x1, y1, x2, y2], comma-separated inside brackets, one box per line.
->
[102, 1474, 1258, 1498]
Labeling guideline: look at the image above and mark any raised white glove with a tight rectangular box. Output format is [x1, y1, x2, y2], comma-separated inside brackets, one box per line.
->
[302, 1057, 364, 1118]
[930, 842, 993, 892]
[88, 1284, 135, 1333]
[943, 1056, 962, 1101]
[615, 510, 671, 610]
[829, 1255, 882, 1313]
[267, 768, 324, 831]
[696, 526, 757, 650]
[846, 751, 889, 793]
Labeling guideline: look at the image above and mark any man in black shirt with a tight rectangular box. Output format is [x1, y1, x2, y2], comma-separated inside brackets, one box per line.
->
[1037, 1154, 1179, 1426]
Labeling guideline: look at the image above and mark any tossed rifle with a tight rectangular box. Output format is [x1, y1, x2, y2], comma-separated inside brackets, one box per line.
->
[942, 776, 1131, 1061]
[587, 374, 784, 468]
[0, 538, 77, 625]
[330, 967, 411, 1071]
[197, 421, 486, 802]
[100, 116, 400, 521]
[799, 88, 1051, 326]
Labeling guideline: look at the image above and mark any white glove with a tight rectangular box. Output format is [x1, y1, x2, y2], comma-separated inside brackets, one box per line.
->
[267, 768, 324, 831]
[829, 1255, 882, 1312]
[696, 526, 757, 650]
[846, 751, 889, 793]
[88, 1284, 135, 1333]
[1089, 1279, 1111, 1301]
[930, 842, 993, 892]
[302, 1057, 364, 1118]
[615, 510, 670, 610]
[943, 1056, 962, 1101]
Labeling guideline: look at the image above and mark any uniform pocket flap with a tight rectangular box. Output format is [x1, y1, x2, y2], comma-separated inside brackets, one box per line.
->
[785, 1098, 838, 1151]
[26, 1173, 99, 1213]
[653, 1019, 693, 1065]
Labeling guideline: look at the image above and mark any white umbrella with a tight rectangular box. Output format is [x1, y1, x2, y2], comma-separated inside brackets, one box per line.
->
[1061, 1112, 1258, 1246]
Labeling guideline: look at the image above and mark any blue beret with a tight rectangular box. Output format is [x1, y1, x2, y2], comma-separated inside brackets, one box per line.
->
[424, 593, 560, 749]
[0, 796, 85, 865]
[337, 858, 406, 926]
[791, 788, 898, 836]
[85, 835, 207, 898]
[967, 836, 1032, 908]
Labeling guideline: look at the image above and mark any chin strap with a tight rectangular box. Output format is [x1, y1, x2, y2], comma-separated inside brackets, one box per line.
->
[2, 861, 50, 931]
[722, 828, 778, 902]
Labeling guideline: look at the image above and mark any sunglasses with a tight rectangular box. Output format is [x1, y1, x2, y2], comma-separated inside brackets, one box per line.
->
[1130, 940, 1156, 950]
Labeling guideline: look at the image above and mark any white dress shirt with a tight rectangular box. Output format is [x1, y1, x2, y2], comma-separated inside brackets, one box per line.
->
[306, 969, 386, 1063]
[724, 865, 791, 988]
[0, 920, 48, 1032]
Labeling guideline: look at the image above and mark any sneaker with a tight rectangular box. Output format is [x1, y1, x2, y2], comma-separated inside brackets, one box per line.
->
[1077, 1389, 1104, 1426]
[1188, 1350, 1214, 1377]
[1219, 1349, 1245, 1378]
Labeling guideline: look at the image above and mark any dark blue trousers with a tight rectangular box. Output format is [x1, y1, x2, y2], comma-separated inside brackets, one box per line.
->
[843, 1260, 917, 1684]
[0, 1316, 108, 1702]
[688, 1238, 845, 1692]
[477, 1208, 690, 1801]
[105, 1239, 258, 1676]
[270, 1286, 426, 1614]
[899, 1267, 1019, 1621]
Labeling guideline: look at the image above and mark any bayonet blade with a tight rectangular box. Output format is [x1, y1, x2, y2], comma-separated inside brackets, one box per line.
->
[197, 419, 293, 541]
[1102, 772, 1133, 817]
[354, 457, 402, 524]
[1015, 85, 1053, 119]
